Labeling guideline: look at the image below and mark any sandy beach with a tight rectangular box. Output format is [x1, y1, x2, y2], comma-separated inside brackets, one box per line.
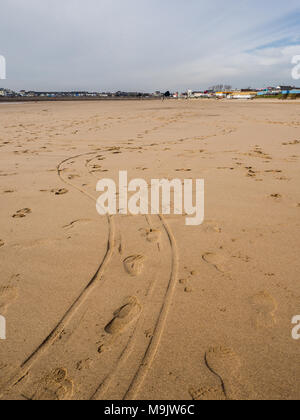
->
[0, 98, 299, 400]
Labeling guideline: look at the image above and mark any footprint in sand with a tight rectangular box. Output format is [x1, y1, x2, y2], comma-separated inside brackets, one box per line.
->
[76, 359, 93, 371]
[140, 228, 162, 244]
[52, 188, 68, 196]
[105, 297, 142, 335]
[250, 291, 278, 328]
[12, 208, 32, 219]
[31, 368, 74, 401]
[282, 140, 300, 146]
[204, 347, 245, 400]
[189, 385, 226, 401]
[179, 268, 198, 293]
[63, 219, 92, 230]
[270, 193, 282, 200]
[202, 252, 227, 273]
[202, 221, 222, 234]
[123, 255, 145, 277]
[0, 286, 18, 313]
[67, 174, 80, 180]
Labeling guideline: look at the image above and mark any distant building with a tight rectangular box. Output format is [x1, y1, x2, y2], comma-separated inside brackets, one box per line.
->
[192, 91, 205, 98]
[227, 91, 257, 99]
[0, 88, 16, 97]
[215, 91, 233, 98]
[281, 89, 300, 95]
[277, 86, 298, 91]
[257, 89, 279, 96]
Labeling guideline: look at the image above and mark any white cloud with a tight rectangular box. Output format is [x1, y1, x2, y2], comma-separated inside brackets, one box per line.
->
[0, 0, 299, 90]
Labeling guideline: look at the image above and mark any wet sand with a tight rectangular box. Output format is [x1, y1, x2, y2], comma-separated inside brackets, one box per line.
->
[0, 99, 299, 400]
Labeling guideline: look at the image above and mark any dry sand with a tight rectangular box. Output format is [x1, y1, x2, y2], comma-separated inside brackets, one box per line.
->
[0, 99, 299, 400]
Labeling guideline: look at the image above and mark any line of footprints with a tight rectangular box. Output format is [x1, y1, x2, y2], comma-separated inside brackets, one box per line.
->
[190, 347, 244, 401]
[1, 229, 278, 400]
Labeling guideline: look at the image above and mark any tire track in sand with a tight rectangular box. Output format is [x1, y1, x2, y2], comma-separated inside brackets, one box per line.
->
[1, 148, 178, 400]
[84, 154, 178, 400]
[0, 152, 115, 398]
[90, 212, 178, 400]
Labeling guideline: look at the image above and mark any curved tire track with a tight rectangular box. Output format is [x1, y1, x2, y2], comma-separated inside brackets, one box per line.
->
[0, 152, 115, 398]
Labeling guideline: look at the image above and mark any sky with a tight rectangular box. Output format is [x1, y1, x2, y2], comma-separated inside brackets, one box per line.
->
[1, 0, 300, 92]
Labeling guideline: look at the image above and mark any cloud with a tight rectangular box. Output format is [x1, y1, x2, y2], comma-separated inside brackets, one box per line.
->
[0, 0, 299, 91]
[171, 45, 300, 89]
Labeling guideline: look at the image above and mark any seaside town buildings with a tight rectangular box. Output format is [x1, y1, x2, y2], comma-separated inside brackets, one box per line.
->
[0, 86, 300, 100]
[0, 88, 15, 97]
